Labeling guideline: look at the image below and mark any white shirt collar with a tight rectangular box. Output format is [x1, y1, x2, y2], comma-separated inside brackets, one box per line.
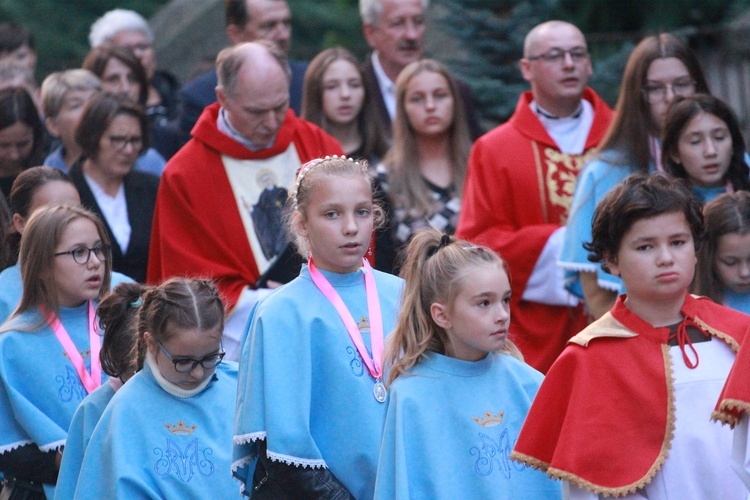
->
[217, 107, 275, 151]
[371, 53, 397, 120]
[83, 173, 131, 253]
[530, 98, 594, 155]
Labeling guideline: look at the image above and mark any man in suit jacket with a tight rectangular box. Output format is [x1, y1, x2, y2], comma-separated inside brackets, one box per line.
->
[178, 0, 307, 137]
[359, 0, 482, 140]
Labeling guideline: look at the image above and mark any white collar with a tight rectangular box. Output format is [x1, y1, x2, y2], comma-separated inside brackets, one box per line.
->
[145, 350, 214, 399]
[217, 107, 275, 151]
[371, 53, 397, 120]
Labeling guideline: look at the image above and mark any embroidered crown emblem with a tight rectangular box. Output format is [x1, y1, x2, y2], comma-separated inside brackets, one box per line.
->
[165, 420, 196, 435]
[62, 349, 90, 362]
[357, 317, 370, 331]
[473, 411, 504, 428]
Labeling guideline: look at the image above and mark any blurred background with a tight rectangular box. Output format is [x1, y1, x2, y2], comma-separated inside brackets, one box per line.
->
[3, 0, 750, 132]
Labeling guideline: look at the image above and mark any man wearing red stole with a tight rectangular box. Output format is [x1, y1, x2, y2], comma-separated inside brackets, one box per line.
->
[456, 20, 613, 373]
[148, 42, 342, 360]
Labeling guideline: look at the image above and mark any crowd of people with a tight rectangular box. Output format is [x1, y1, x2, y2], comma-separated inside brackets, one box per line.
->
[1, 0, 750, 498]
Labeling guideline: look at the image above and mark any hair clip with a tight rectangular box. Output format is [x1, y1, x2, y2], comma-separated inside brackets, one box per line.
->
[427, 234, 452, 259]
[130, 297, 143, 308]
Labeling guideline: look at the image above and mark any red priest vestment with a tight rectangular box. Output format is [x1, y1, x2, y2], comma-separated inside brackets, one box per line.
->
[147, 103, 343, 309]
[456, 88, 613, 373]
[714, 329, 750, 426]
[511, 294, 746, 496]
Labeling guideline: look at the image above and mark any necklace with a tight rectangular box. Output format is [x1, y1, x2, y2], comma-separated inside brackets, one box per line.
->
[308, 257, 387, 402]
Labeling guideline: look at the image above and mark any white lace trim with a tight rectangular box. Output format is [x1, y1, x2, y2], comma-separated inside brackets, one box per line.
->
[0, 439, 33, 454]
[39, 438, 66, 453]
[233, 431, 266, 445]
[557, 260, 598, 272]
[596, 278, 622, 292]
[267, 449, 327, 469]
[231, 455, 254, 473]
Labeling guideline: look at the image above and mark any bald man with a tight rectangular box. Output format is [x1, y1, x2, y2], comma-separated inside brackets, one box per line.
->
[456, 21, 614, 373]
[149, 42, 342, 359]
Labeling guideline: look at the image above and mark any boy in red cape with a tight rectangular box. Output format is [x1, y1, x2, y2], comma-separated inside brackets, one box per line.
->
[512, 174, 750, 498]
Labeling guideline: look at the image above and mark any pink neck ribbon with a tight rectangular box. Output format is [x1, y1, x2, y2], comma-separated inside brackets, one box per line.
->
[308, 257, 384, 381]
[47, 301, 102, 394]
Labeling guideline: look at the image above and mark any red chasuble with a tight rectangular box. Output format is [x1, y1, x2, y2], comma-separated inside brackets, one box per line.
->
[714, 329, 750, 427]
[511, 294, 746, 496]
[147, 103, 343, 309]
[456, 88, 613, 373]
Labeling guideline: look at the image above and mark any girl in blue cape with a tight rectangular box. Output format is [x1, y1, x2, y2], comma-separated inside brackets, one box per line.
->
[233, 155, 404, 498]
[55, 282, 144, 499]
[661, 94, 750, 205]
[373, 229, 561, 499]
[560, 34, 709, 319]
[0, 204, 112, 499]
[74, 278, 238, 499]
[694, 192, 750, 315]
[0, 167, 132, 324]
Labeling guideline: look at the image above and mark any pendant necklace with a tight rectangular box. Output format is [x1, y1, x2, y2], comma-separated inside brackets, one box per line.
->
[308, 257, 387, 403]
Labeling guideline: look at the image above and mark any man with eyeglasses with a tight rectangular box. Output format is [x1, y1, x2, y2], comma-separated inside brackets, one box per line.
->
[179, 0, 308, 139]
[359, 0, 483, 140]
[148, 42, 342, 361]
[456, 20, 614, 374]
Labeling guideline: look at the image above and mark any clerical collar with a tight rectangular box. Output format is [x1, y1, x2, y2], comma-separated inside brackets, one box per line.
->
[534, 102, 583, 120]
[217, 107, 275, 151]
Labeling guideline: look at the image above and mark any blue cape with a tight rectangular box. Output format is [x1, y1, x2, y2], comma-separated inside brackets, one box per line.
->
[374, 351, 561, 499]
[0, 303, 106, 498]
[74, 360, 239, 499]
[54, 380, 117, 499]
[233, 265, 403, 498]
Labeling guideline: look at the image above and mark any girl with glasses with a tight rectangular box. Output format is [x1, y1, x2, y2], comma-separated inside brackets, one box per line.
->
[0, 167, 133, 326]
[560, 33, 710, 320]
[69, 92, 160, 283]
[0, 204, 112, 499]
[75, 277, 239, 498]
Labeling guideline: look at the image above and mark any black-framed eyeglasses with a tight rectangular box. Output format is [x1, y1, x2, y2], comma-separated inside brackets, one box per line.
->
[156, 340, 225, 373]
[641, 78, 696, 103]
[108, 135, 143, 151]
[526, 47, 589, 64]
[54, 244, 110, 265]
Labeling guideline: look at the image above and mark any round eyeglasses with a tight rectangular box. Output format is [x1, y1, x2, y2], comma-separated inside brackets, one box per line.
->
[525, 47, 589, 64]
[156, 340, 226, 373]
[54, 244, 110, 265]
[641, 78, 696, 103]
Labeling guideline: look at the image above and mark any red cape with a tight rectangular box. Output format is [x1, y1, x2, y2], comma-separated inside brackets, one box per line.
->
[714, 325, 750, 427]
[512, 294, 745, 496]
[456, 88, 614, 373]
[147, 103, 343, 308]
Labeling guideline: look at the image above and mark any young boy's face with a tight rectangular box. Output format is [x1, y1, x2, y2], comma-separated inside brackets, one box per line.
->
[46, 88, 97, 149]
[605, 211, 697, 303]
